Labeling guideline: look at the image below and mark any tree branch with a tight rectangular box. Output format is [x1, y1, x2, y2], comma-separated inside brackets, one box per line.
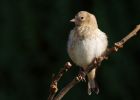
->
[48, 62, 72, 100]
[48, 24, 140, 100]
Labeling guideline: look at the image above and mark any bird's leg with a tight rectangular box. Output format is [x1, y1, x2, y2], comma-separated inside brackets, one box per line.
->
[76, 67, 86, 82]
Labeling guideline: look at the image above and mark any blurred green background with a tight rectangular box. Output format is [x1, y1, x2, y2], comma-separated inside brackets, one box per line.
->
[0, 0, 140, 100]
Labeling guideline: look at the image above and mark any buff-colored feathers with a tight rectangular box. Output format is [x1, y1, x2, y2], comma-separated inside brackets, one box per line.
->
[70, 11, 98, 29]
[67, 11, 108, 95]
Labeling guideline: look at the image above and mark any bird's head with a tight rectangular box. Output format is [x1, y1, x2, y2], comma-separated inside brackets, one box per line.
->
[70, 11, 98, 28]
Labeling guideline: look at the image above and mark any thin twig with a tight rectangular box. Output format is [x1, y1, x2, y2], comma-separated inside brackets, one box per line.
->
[115, 24, 140, 46]
[53, 78, 79, 100]
[48, 24, 140, 100]
[48, 62, 72, 100]
[106, 24, 140, 57]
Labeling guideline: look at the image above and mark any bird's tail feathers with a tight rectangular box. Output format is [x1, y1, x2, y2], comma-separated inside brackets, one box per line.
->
[88, 79, 99, 95]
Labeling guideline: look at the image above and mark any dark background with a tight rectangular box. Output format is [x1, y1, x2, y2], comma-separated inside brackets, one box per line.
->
[0, 0, 140, 100]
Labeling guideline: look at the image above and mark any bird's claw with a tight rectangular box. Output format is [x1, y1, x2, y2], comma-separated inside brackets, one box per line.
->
[76, 71, 86, 82]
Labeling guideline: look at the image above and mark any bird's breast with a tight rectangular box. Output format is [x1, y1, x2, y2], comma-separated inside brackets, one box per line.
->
[68, 29, 107, 67]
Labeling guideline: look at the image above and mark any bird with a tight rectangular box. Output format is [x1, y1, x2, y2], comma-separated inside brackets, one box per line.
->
[67, 11, 108, 95]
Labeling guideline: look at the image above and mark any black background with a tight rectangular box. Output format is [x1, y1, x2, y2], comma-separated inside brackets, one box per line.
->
[0, 0, 140, 100]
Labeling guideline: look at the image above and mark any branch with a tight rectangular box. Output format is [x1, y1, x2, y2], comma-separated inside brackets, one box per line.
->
[48, 62, 72, 100]
[48, 24, 140, 100]
[53, 62, 98, 100]
[107, 24, 140, 54]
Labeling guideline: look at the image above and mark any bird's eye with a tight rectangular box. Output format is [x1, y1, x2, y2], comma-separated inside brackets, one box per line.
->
[80, 17, 84, 20]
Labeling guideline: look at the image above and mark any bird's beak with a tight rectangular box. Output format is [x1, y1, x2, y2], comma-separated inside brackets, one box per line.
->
[70, 18, 75, 22]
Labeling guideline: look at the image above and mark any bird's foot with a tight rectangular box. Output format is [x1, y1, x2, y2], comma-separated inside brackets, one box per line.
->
[76, 71, 86, 82]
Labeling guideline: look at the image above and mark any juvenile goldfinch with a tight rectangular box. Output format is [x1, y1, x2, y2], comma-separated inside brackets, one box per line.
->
[67, 11, 108, 95]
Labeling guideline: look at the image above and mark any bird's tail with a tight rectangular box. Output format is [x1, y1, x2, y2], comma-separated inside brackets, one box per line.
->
[88, 79, 99, 95]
